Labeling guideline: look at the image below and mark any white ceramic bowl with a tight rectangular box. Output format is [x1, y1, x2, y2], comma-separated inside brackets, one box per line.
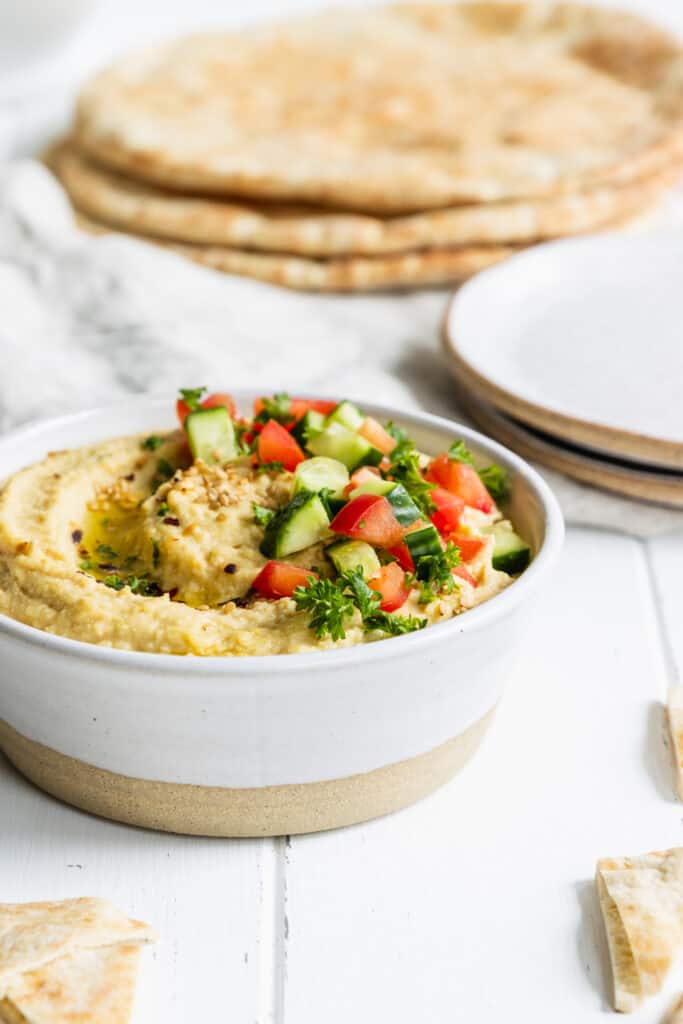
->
[0, 394, 563, 836]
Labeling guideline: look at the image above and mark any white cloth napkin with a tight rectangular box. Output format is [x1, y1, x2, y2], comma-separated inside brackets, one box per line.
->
[0, 159, 681, 538]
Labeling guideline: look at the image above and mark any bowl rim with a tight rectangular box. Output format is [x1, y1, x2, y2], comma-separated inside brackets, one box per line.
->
[0, 392, 564, 673]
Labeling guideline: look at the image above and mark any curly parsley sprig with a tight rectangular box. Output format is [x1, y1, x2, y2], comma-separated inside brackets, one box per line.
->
[293, 569, 425, 641]
[385, 433, 435, 516]
[254, 392, 293, 426]
[413, 541, 461, 605]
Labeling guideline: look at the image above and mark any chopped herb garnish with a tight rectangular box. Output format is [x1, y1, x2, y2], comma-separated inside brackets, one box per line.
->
[235, 423, 257, 456]
[293, 576, 354, 641]
[96, 543, 118, 560]
[156, 458, 174, 481]
[179, 387, 207, 412]
[253, 503, 275, 527]
[384, 421, 408, 445]
[478, 464, 510, 503]
[413, 542, 461, 604]
[128, 575, 162, 597]
[387, 438, 435, 516]
[157, 502, 170, 518]
[103, 574, 125, 591]
[293, 569, 425, 641]
[79, 558, 96, 571]
[257, 461, 285, 474]
[124, 554, 138, 568]
[447, 439, 474, 464]
[142, 434, 165, 451]
[254, 392, 292, 426]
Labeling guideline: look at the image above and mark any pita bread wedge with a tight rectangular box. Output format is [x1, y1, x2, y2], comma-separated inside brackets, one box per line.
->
[73, 5, 683, 211]
[596, 848, 683, 1013]
[0, 899, 154, 992]
[667, 687, 683, 800]
[0, 944, 140, 1024]
[667, 995, 683, 1023]
[48, 140, 681, 256]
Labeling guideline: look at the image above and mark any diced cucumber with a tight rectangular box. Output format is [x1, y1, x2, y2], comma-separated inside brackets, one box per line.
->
[490, 522, 531, 574]
[325, 400, 365, 432]
[308, 423, 382, 471]
[405, 524, 442, 562]
[350, 479, 394, 498]
[260, 491, 330, 558]
[351, 479, 421, 527]
[293, 457, 349, 499]
[185, 406, 238, 465]
[326, 539, 381, 579]
[292, 410, 325, 447]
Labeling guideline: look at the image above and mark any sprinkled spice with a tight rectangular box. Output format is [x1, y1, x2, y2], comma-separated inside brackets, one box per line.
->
[123, 473, 135, 482]
[71, 529, 83, 544]
[163, 516, 180, 527]
[224, 563, 238, 574]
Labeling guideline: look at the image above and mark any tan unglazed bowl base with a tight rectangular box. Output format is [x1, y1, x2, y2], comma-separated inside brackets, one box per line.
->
[0, 709, 495, 837]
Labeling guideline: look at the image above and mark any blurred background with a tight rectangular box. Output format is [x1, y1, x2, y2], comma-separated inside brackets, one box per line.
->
[2, 0, 683, 159]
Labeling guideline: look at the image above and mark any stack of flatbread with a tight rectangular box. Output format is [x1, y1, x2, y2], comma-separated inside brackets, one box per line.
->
[0, 898, 156, 1023]
[49, 3, 683, 292]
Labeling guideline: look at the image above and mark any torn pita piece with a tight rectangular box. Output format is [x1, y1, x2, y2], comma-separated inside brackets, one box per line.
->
[0, 899, 155, 1023]
[666, 995, 683, 1023]
[0, 944, 140, 1024]
[596, 849, 683, 1013]
[667, 688, 683, 800]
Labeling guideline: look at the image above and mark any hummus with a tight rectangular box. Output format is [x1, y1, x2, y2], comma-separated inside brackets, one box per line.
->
[0, 397, 523, 656]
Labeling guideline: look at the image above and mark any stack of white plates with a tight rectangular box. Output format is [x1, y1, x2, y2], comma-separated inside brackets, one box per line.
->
[442, 232, 683, 508]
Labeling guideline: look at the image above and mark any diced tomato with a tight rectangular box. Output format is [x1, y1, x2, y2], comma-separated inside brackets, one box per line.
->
[448, 532, 485, 563]
[426, 454, 494, 513]
[358, 417, 397, 456]
[387, 542, 414, 572]
[253, 396, 336, 433]
[177, 391, 237, 426]
[330, 493, 404, 548]
[290, 398, 337, 419]
[176, 398, 192, 425]
[429, 487, 465, 535]
[453, 564, 477, 587]
[344, 465, 381, 496]
[201, 392, 237, 417]
[368, 562, 411, 612]
[257, 419, 305, 471]
[386, 519, 430, 571]
[252, 561, 317, 599]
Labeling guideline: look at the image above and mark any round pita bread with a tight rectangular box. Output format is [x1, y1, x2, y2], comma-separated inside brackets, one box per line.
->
[74, 4, 683, 211]
[51, 140, 681, 256]
[74, 209, 516, 291]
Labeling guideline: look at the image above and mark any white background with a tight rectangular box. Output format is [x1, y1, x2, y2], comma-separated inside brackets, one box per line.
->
[1, 2, 683, 1022]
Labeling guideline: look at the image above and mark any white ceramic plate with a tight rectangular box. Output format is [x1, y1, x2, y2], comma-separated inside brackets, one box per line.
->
[456, 386, 683, 510]
[443, 232, 683, 470]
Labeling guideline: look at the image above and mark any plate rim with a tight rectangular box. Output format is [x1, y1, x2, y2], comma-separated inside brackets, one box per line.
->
[441, 248, 683, 471]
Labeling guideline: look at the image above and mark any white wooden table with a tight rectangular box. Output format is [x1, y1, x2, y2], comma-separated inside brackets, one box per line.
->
[2, 522, 682, 1023]
[1, 1, 683, 1020]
